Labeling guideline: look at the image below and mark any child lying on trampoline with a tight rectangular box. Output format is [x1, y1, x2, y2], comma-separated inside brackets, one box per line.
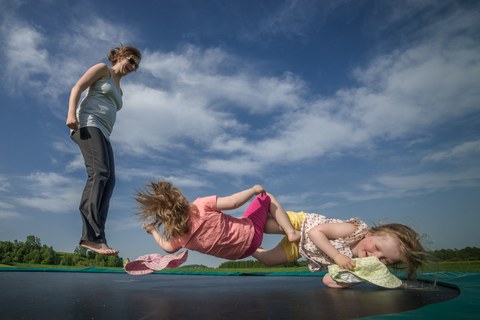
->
[254, 209, 425, 288]
[136, 180, 300, 260]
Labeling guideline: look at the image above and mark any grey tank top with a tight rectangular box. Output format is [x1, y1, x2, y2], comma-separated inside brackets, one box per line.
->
[77, 73, 123, 139]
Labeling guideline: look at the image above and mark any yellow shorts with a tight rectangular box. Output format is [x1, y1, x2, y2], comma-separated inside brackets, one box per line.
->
[280, 211, 307, 263]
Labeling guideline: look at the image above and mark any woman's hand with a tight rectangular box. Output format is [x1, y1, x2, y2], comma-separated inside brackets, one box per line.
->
[66, 114, 79, 131]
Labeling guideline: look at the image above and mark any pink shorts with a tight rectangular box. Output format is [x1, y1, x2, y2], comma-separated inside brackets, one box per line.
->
[239, 194, 271, 258]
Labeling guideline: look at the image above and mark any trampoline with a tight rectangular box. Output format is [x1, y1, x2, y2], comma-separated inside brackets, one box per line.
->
[0, 268, 477, 320]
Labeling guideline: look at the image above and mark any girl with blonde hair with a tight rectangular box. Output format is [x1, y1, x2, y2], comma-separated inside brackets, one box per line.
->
[255, 209, 425, 288]
[136, 180, 300, 260]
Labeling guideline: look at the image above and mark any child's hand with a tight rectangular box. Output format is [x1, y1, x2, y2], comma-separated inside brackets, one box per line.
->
[334, 254, 356, 270]
[142, 223, 155, 234]
[252, 184, 266, 195]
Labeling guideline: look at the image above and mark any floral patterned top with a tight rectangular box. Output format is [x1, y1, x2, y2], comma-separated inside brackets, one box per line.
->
[299, 214, 368, 272]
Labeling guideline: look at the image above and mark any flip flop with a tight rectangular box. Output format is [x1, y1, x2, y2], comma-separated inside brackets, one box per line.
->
[125, 250, 189, 275]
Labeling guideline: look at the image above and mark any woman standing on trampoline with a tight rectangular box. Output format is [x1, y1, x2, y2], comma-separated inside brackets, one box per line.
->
[136, 180, 300, 260]
[66, 45, 141, 255]
[254, 210, 425, 288]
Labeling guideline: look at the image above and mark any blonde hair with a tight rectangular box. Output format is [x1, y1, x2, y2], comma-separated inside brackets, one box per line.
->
[135, 180, 190, 239]
[370, 223, 425, 278]
[107, 44, 142, 66]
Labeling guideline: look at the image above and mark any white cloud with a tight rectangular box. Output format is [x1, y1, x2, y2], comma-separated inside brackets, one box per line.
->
[274, 191, 328, 212]
[65, 154, 85, 172]
[3, 1, 479, 193]
[257, 0, 344, 39]
[0, 180, 22, 219]
[2, 20, 50, 94]
[115, 167, 206, 188]
[0, 176, 10, 192]
[0, 210, 22, 220]
[4, 2, 476, 182]
[0, 201, 14, 210]
[108, 215, 139, 232]
[141, 46, 304, 113]
[52, 140, 85, 172]
[115, 83, 241, 155]
[209, 136, 250, 154]
[326, 168, 480, 202]
[194, 5, 480, 176]
[78, 17, 132, 44]
[423, 141, 480, 163]
[13, 172, 82, 214]
[115, 167, 163, 182]
[165, 176, 207, 188]
[375, 169, 480, 195]
[203, 108, 363, 170]
[1, 12, 136, 100]
[113, 45, 306, 157]
[199, 157, 264, 176]
[348, 42, 480, 138]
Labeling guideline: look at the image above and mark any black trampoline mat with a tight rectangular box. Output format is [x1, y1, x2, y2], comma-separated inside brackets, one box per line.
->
[0, 272, 459, 320]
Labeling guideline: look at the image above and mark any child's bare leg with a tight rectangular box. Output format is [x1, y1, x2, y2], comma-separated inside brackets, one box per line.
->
[253, 243, 289, 266]
[264, 216, 283, 234]
[267, 193, 300, 242]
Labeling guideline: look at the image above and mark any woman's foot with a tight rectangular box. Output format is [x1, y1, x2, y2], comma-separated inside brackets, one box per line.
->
[80, 240, 119, 255]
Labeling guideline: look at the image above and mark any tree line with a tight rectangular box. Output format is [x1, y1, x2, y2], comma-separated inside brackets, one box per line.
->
[219, 259, 307, 269]
[1, 236, 478, 269]
[429, 246, 480, 261]
[0, 235, 123, 267]
[219, 246, 480, 269]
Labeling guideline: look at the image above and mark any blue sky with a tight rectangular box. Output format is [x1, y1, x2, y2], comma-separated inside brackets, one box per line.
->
[0, 0, 479, 267]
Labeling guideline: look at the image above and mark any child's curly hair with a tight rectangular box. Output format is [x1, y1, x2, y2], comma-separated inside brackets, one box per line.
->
[370, 223, 425, 278]
[135, 180, 190, 239]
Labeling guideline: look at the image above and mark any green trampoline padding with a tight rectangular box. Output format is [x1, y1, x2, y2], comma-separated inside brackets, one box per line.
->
[362, 272, 479, 319]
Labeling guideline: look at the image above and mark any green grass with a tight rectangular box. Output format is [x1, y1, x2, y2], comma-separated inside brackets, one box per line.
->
[418, 260, 480, 273]
[0, 263, 124, 271]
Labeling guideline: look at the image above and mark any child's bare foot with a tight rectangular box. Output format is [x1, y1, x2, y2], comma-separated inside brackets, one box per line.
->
[287, 230, 301, 242]
[80, 240, 119, 255]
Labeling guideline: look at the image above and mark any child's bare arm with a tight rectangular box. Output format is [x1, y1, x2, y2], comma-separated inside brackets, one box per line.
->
[216, 185, 265, 210]
[307, 223, 357, 270]
[144, 224, 179, 253]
